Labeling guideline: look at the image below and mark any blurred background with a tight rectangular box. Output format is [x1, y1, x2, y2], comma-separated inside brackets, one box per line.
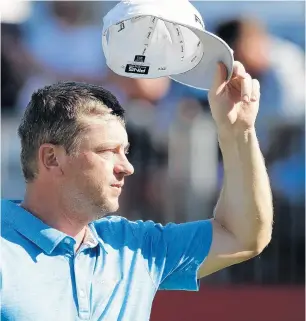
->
[1, 1, 305, 320]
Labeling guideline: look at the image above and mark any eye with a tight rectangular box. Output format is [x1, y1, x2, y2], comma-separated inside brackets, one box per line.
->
[97, 149, 116, 155]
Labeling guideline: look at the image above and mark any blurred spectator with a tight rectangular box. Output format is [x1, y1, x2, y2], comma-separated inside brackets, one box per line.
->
[104, 73, 217, 224]
[14, 2, 109, 114]
[215, 18, 305, 139]
[1, 23, 40, 113]
[21, 2, 107, 81]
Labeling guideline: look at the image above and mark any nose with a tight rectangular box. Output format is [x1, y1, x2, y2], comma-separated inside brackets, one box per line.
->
[114, 157, 134, 176]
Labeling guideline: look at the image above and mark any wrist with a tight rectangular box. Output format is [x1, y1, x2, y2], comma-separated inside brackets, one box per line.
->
[217, 126, 256, 144]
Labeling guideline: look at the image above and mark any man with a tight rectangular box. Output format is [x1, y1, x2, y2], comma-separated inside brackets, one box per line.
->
[1, 61, 273, 321]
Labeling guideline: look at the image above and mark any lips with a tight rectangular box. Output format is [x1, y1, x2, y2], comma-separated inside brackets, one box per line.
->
[111, 184, 123, 188]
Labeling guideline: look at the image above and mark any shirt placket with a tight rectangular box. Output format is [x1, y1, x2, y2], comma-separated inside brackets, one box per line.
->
[74, 249, 91, 321]
[74, 229, 99, 321]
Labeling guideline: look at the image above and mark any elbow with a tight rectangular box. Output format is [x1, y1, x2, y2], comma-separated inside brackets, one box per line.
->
[247, 209, 273, 257]
[251, 238, 271, 257]
[246, 229, 272, 258]
[260, 231, 272, 253]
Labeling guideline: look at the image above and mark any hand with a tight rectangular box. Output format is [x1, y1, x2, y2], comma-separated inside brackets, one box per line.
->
[208, 61, 260, 136]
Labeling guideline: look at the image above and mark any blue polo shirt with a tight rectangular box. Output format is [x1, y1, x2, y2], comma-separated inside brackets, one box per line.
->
[1, 199, 212, 321]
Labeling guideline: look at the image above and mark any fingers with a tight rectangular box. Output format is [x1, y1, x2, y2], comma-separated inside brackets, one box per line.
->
[211, 62, 228, 91]
[211, 61, 246, 91]
[251, 79, 260, 102]
[241, 76, 260, 103]
[241, 73, 253, 103]
[232, 61, 247, 79]
[211, 60, 260, 103]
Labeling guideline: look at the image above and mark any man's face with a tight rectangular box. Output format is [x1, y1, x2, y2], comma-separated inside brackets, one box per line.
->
[60, 116, 134, 217]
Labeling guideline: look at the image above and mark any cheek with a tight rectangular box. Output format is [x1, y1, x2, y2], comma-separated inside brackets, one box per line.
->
[76, 152, 114, 177]
[79, 152, 98, 170]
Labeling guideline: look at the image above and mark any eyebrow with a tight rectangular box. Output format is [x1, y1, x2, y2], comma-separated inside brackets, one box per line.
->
[95, 141, 130, 151]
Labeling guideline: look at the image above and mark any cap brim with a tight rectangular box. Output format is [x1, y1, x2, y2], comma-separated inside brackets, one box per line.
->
[169, 27, 234, 91]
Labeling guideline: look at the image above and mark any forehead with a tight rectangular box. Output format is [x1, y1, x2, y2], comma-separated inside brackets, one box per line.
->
[80, 116, 128, 147]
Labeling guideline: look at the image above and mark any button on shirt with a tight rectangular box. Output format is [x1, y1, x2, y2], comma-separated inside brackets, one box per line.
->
[1, 199, 212, 321]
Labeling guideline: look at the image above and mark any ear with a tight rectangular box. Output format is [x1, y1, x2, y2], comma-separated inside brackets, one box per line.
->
[38, 144, 65, 177]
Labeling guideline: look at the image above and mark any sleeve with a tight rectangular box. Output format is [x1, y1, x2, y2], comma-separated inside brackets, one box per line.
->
[130, 219, 213, 291]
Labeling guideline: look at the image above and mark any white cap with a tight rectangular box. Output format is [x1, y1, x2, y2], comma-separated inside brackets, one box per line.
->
[102, 0, 234, 90]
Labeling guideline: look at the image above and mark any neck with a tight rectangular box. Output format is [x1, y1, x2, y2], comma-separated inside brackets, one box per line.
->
[21, 183, 90, 249]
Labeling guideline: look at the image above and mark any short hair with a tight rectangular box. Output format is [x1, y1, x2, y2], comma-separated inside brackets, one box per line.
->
[18, 81, 125, 182]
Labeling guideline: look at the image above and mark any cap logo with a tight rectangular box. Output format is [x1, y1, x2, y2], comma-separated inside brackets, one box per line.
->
[134, 55, 146, 63]
[125, 64, 149, 74]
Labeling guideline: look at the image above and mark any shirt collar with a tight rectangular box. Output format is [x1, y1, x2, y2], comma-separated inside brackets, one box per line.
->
[1, 199, 107, 255]
[88, 222, 109, 254]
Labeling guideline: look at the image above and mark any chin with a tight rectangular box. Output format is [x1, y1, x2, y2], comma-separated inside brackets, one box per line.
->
[91, 201, 119, 221]
[107, 203, 119, 214]
[101, 198, 120, 214]
[90, 189, 121, 214]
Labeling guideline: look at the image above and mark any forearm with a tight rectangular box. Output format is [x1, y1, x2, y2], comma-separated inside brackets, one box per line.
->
[214, 127, 273, 251]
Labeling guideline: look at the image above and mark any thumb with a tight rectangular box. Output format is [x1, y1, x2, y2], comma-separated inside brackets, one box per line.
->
[211, 62, 228, 91]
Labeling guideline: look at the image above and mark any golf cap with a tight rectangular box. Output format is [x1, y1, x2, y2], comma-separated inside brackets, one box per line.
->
[102, 0, 234, 90]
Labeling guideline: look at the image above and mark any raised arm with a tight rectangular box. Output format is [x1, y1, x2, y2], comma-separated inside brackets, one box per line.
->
[198, 62, 273, 278]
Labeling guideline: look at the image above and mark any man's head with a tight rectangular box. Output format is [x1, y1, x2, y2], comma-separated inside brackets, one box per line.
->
[18, 82, 134, 218]
[215, 18, 269, 77]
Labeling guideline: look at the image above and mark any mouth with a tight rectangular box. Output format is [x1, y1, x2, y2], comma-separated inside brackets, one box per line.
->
[110, 184, 123, 195]
[110, 184, 123, 189]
